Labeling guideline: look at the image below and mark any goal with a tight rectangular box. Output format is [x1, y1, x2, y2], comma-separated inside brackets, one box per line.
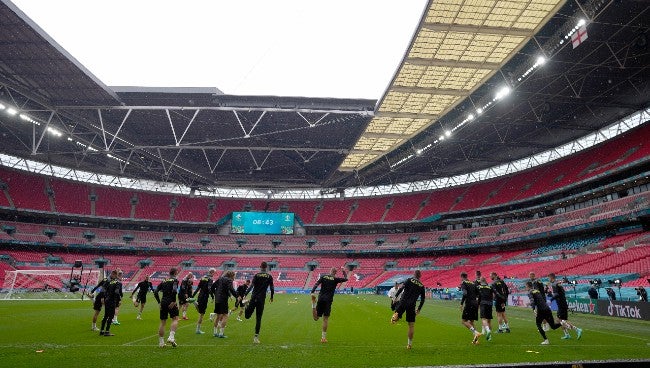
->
[1, 268, 102, 300]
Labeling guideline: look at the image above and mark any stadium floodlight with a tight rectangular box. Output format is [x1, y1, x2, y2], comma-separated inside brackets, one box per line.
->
[444, 130, 451, 137]
[476, 107, 483, 115]
[0, 103, 5, 110]
[494, 86, 511, 100]
[467, 114, 474, 120]
[439, 135, 445, 141]
[536, 56, 546, 66]
[577, 18, 586, 26]
[6, 107, 17, 115]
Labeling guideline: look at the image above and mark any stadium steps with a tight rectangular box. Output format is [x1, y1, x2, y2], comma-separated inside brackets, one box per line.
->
[303, 271, 314, 290]
[365, 270, 389, 288]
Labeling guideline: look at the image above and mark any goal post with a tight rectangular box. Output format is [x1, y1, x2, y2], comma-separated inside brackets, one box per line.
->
[1, 268, 102, 300]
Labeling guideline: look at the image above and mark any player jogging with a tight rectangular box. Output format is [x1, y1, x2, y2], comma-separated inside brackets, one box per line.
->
[179, 272, 194, 320]
[490, 272, 510, 333]
[154, 267, 180, 348]
[244, 262, 275, 344]
[192, 268, 215, 334]
[310, 266, 348, 343]
[211, 270, 239, 338]
[99, 270, 122, 336]
[90, 274, 108, 331]
[390, 270, 425, 350]
[477, 277, 495, 341]
[526, 280, 562, 345]
[459, 272, 482, 344]
[548, 273, 583, 340]
[387, 282, 401, 312]
[131, 274, 154, 320]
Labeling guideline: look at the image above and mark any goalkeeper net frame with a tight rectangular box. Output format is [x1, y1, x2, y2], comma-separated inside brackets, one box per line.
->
[1, 268, 102, 300]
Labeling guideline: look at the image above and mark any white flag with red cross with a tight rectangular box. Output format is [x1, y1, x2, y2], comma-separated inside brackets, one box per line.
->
[571, 25, 588, 49]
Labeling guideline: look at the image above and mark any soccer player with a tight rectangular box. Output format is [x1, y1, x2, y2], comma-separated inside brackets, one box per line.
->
[310, 266, 348, 343]
[387, 282, 401, 312]
[548, 273, 583, 340]
[154, 267, 180, 348]
[112, 269, 124, 325]
[477, 277, 494, 341]
[490, 272, 510, 333]
[192, 268, 215, 334]
[179, 272, 194, 320]
[528, 272, 548, 331]
[99, 270, 122, 336]
[459, 271, 481, 344]
[526, 280, 562, 345]
[244, 262, 275, 344]
[131, 274, 154, 320]
[232, 279, 250, 321]
[90, 273, 108, 331]
[211, 270, 239, 338]
[474, 270, 482, 286]
[390, 270, 425, 350]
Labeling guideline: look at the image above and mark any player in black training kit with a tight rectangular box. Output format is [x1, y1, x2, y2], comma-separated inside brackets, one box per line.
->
[179, 272, 194, 320]
[244, 262, 274, 344]
[528, 272, 550, 331]
[154, 267, 180, 348]
[310, 266, 348, 343]
[548, 273, 583, 340]
[459, 272, 482, 344]
[526, 280, 562, 345]
[490, 272, 510, 333]
[232, 279, 250, 321]
[99, 270, 122, 336]
[131, 274, 154, 320]
[90, 274, 108, 331]
[477, 277, 495, 341]
[211, 270, 239, 338]
[390, 270, 426, 350]
[192, 268, 215, 334]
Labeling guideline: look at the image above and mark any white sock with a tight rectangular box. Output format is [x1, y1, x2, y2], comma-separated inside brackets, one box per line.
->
[159, 337, 164, 344]
[196, 323, 201, 331]
[169, 331, 175, 340]
[213, 326, 218, 334]
[469, 327, 476, 334]
[407, 338, 412, 345]
[486, 327, 491, 333]
[321, 331, 327, 339]
[220, 327, 225, 335]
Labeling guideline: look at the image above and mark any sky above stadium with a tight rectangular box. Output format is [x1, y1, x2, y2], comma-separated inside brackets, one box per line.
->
[12, 0, 427, 99]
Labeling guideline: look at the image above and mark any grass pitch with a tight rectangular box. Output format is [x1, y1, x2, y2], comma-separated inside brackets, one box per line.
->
[0, 294, 649, 368]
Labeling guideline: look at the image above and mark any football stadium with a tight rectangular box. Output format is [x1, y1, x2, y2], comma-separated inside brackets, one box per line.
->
[0, 1, 649, 367]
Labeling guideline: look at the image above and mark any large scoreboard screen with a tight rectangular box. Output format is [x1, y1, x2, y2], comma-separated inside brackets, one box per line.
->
[230, 212, 295, 235]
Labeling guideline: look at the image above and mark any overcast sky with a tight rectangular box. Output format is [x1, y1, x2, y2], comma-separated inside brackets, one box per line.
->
[12, 0, 427, 99]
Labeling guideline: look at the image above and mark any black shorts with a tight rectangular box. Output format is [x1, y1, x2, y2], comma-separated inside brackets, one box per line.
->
[178, 295, 188, 305]
[136, 293, 147, 304]
[494, 299, 507, 313]
[316, 300, 333, 317]
[556, 303, 569, 321]
[197, 297, 208, 314]
[214, 301, 229, 315]
[93, 296, 103, 311]
[395, 302, 417, 323]
[390, 300, 398, 311]
[159, 301, 179, 320]
[480, 304, 493, 320]
[462, 303, 478, 321]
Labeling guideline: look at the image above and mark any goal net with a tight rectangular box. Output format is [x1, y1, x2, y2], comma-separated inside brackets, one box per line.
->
[1, 268, 102, 300]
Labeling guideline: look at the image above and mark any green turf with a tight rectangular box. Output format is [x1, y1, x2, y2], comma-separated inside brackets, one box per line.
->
[0, 294, 649, 367]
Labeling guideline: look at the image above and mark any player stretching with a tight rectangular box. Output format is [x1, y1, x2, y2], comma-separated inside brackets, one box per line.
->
[154, 267, 180, 348]
[310, 266, 348, 343]
[477, 277, 495, 341]
[232, 279, 250, 321]
[211, 270, 239, 338]
[244, 262, 275, 344]
[459, 272, 482, 344]
[99, 270, 122, 336]
[528, 272, 549, 331]
[490, 272, 510, 333]
[192, 268, 215, 334]
[90, 273, 108, 331]
[548, 273, 583, 340]
[179, 272, 194, 320]
[526, 281, 562, 345]
[131, 274, 154, 320]
[390, 270, 425, 350]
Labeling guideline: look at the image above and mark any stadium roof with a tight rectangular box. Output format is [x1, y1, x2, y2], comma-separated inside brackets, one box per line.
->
[0, 0, 648, 192]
